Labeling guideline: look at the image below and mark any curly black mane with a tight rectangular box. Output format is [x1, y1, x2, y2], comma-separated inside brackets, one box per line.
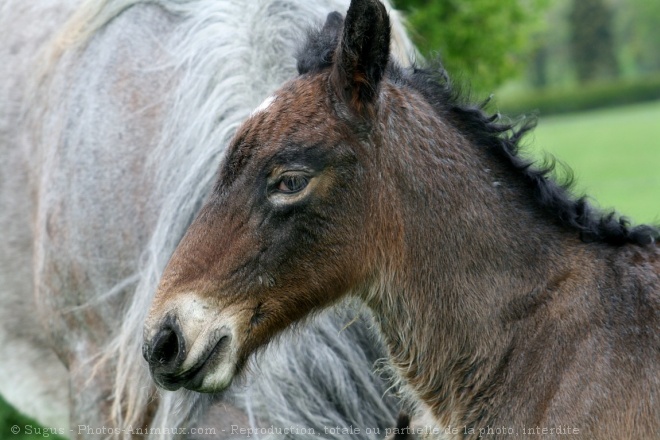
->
[400, 65, 658, 246]
[297, 17, 658, 247]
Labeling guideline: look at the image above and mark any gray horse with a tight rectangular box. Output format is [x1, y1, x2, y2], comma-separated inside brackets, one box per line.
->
[0, 0, 415, 438]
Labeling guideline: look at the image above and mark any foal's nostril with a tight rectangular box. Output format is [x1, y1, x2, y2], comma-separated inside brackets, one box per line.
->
[146, 319, 186, 372]
[152, 328, 178, 363]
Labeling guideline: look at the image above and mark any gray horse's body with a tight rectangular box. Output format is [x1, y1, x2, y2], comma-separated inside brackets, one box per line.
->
[0, 1, 414, 437]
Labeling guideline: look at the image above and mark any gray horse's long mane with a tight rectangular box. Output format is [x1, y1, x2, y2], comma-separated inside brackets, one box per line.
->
[37, 1, 415, 438]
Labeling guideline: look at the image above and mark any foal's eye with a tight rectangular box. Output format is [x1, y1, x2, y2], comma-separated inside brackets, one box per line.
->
[277, 174, 309, 194]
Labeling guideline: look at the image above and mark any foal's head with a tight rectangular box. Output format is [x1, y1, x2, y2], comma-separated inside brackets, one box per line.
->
[143, 0, 398, 391]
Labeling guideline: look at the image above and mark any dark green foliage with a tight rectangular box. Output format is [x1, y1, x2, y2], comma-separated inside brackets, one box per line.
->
[393, 0, 549, 93]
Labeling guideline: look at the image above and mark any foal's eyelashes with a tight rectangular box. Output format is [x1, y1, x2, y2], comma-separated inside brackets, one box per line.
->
[267, 168, 317, 206]
[276, 173, 310, 194]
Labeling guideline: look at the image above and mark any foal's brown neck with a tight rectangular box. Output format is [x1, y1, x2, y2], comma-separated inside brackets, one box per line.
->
[367, 205, 589, 433]
[362, 88, 595, 431]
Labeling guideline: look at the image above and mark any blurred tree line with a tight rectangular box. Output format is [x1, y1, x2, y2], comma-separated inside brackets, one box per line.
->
[530, 0, 660, 88]
[393, 0, 660, 95]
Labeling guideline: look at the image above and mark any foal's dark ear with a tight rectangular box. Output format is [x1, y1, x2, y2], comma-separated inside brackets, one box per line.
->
[331, 0, 390, 115]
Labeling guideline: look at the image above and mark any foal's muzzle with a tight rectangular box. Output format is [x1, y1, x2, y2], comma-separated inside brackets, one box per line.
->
[143, 315, 232, 391]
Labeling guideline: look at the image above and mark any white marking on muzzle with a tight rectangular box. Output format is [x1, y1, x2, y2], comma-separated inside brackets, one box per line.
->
[147, 294, 239, 391]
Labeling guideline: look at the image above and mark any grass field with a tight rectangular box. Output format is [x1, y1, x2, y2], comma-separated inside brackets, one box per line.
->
[0, 394, 65, 440]
[1, 101, 659, 439]
[523, 100, 660, 225]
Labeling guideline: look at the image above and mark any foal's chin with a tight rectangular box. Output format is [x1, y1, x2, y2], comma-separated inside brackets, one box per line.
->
[155, 355, 237, 394]
[155, 345, 238, 394]
[143, 295, 244, 393]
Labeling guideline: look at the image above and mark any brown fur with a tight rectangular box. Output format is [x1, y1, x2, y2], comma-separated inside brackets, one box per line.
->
[146, 1, 660, 438]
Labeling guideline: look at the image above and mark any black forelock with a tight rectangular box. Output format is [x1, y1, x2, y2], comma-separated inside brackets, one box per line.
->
[296, 11, 344, 75]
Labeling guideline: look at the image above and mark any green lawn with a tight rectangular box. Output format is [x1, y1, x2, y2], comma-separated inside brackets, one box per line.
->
[1, 102, 659, 439]
[0, 394, 65, 440]
[524, 100, 660, 225]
